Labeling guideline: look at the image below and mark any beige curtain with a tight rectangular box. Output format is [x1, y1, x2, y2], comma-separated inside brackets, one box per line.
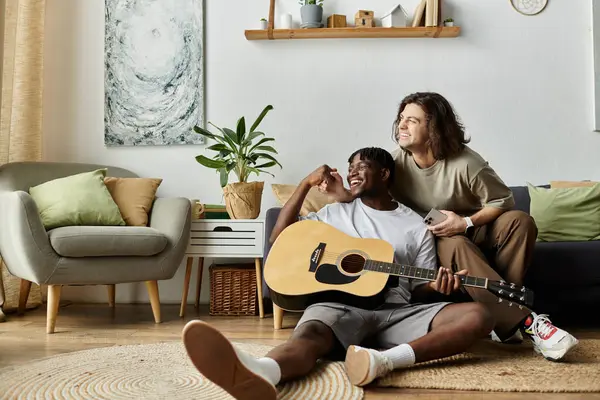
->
[0, 0, 46, 319]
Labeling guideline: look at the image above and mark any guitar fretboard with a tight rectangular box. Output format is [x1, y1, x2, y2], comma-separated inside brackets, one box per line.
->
[364, 260, 488, 289]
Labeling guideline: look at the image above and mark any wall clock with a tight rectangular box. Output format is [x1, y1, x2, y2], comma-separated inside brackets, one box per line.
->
[510, 0, 548, 16]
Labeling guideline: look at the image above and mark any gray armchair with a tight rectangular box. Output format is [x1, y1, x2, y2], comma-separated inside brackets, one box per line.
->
[0, 162, 191, 333]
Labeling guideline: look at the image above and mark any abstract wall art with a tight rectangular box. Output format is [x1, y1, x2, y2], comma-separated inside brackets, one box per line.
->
[105, 0, 205, 146]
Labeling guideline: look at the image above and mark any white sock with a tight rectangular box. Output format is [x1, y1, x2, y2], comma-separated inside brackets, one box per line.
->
[233, 347, 281, 386]
[381, 343, 416, 369]
[256, 357, 282, 386]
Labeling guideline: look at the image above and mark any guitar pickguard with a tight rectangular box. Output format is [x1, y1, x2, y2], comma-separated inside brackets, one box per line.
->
[314, 263, 360, 285]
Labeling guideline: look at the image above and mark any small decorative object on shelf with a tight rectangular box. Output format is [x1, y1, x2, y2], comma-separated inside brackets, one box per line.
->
[259, 18, 268, 30]
[327, 14, 347, 28]
[381, 4, 408, 28]
[193, 105, 282, 219]
[280, 13, 292, 29]
[443, 17, 454, 27]
[300, 0, 324, 28]
[510, 0, 548, 16]
[355, 10, 375, 28]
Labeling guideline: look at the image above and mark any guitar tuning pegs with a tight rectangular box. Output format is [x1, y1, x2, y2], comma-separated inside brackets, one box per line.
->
[509, 293, 514, 298]
[500, 280, 506, 285]
[498, 298, 503, 303]
[520, 296, 525, 302]
[510, 283, 515, 289]
[508, 302, 513, 307]
[518, 305, 523, 310]
[521, 287, 526, 292]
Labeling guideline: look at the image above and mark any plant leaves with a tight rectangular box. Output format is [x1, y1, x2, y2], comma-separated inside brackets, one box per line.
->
[223, 127, 240, 146]
[207, 144, 232, 153]
[208, 122, 238, 150]
[253, 152, 282, 167]
[243, 131, 265, 146]
[254, 161, 277, 168]
[219, 168, 229, 187]
[236, 117, 246, 144]
[249, 105, 274, 133]
[193, 126, 226, 144]
[256, 145, 277, 154]
[248, 137, 275, 153]
[195, 155, 227, 169]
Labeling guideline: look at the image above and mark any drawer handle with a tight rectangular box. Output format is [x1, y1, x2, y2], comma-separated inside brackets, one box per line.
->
[213, 226, 233, 232]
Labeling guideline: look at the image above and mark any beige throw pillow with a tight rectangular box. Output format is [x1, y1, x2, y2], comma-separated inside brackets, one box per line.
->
[271, 183, 335, 216]
[550, 180, 598, 189]
[104, 177, 163, 226]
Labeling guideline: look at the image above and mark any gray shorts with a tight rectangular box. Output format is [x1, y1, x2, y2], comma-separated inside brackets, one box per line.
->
[296, 301, 450, 352]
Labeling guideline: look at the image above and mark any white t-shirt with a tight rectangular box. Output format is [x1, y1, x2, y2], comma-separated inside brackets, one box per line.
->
[301, 198, 437, 305]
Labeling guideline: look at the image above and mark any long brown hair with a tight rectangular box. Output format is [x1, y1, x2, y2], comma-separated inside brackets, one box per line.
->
[392, 92, 469, 160]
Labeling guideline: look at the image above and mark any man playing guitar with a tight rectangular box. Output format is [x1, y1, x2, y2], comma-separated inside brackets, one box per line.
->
[180, 147, 509, 400]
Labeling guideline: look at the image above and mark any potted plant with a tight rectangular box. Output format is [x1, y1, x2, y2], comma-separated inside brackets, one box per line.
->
[299, 0, 324, 28]
[260, 18, 268, 30]
[443, 18, 454, 27]
[193, 105, 282, 219]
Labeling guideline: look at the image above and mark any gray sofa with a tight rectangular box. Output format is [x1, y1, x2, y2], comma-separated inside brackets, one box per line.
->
[261, 186, 600, 325]
[0, 162, 191, 333]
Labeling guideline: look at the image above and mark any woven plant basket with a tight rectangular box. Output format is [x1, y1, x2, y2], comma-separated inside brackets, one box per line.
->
[209, 264, 257, 316]
[223, 181, 264, 219]
[1, 260, 42, 313]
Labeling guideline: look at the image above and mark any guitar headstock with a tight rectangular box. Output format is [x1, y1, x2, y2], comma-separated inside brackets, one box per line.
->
[487, 279, 534, 309]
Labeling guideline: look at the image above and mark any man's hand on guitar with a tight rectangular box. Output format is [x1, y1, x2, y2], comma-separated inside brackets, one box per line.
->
[429, 267, 468, 295]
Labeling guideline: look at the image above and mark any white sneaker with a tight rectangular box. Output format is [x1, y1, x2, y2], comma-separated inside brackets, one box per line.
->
[491, 329, 523, 344]
[524, 314, 579, 361]
[344, 345, 394, 386]
[182, 320, 277, 400]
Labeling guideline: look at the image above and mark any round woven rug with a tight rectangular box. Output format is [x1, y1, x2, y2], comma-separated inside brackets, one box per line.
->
[377, 337, 600, 392]
[0, 342, 362, 400]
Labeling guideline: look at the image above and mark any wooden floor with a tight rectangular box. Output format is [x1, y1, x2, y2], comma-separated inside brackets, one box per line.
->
[1, 302, 599, 399]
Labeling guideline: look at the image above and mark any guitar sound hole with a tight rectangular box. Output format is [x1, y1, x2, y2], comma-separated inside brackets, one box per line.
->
[340, 254, 366, 274]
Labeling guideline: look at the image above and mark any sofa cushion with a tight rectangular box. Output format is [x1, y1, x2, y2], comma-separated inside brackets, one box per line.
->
[104, 177, 162, 226]
[527, 183, 600, 242]
[29, 169, 125, 229]
[48, 226, 168, 257]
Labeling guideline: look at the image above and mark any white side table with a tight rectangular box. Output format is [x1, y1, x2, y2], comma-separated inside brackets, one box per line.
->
[180, 219, 265, 319]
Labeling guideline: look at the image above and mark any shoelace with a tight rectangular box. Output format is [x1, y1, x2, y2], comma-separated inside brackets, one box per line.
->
[372, 351, 394, 377]
[530, 314, 556, 339]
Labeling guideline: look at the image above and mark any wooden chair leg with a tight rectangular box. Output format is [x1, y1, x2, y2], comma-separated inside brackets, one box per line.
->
[180, 258, 193, 317]
[107, 284, 115, 307]
[18, 279, 32, 315]
[46, 285, 62, 334]
[145, 280, 161, 323]
[255, 258, 264, 318]
[273, 303, 284, 330]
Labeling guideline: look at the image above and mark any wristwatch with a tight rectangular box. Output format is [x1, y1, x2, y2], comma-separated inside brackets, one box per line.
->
[463, 217, 474, 233]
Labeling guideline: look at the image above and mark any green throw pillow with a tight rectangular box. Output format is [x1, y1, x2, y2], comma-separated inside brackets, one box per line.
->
[29, 169, 125, 229]
[527, 183, 600, 242]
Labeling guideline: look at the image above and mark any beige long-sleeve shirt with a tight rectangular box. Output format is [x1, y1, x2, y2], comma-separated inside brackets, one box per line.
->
[390, 146, 515, 218]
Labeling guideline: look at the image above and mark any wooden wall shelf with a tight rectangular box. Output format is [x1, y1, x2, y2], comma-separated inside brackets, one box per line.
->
[245, 26, 461, 41]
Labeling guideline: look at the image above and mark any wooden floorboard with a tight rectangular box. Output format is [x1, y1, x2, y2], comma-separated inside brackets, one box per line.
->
[0, 303, 598, 399]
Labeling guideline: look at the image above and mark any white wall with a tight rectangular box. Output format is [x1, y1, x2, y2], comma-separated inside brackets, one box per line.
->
[42, 0, 599, 305]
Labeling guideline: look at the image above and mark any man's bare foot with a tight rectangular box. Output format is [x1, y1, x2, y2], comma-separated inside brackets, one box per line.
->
[182, 320, 277, 400]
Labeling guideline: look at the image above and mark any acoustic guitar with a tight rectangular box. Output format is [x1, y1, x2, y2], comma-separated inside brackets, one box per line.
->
[264, 220, 534, 312]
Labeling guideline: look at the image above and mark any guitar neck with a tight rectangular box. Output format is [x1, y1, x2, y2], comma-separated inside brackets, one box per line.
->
[364, 260, 488, 289]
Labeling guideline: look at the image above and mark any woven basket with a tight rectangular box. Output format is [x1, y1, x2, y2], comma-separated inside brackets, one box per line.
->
[209, 264, 257, 316]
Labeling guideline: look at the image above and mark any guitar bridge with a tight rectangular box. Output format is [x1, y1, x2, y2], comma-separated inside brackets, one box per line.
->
[309, 243, 326, 272]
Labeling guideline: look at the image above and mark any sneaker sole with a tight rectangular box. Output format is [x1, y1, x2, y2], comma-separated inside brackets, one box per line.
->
[182, 320, 277, 400]
[536, 337, 579, 362]
[344, 345, 371, 386]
